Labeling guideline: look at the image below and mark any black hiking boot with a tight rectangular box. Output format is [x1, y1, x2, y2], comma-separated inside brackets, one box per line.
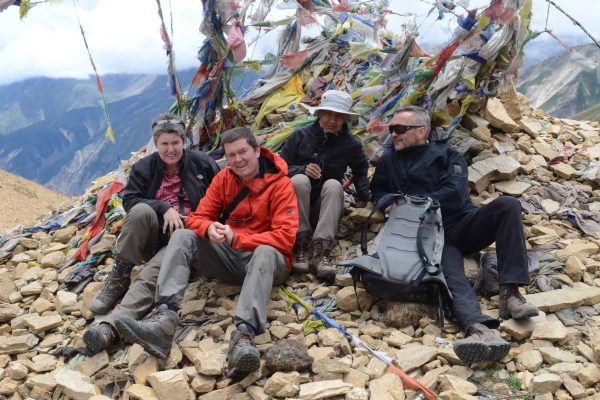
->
[115, 304, 179, 359]
[453, 323, 509, 363]
[89, 268, 131, 315]
[311, 240, 336, 281]
[292, 234, 311, 273]
[83, 322, 118, 354]
[499, 284, 539, 320]
[227, 324, 260, 380]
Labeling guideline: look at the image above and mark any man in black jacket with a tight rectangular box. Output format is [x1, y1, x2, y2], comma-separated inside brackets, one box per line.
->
[371, 105, 538, 363]
[83, 113, 219, 354]
[280, 90, 369, 280]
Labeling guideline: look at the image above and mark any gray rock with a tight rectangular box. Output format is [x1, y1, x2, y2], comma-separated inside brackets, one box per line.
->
[264, 339, 313, 372]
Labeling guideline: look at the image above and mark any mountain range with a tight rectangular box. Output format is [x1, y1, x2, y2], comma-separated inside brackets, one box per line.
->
[0, 69, 258, 195]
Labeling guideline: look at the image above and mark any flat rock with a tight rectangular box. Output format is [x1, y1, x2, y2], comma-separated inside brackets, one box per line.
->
[517, 350, 543, 372]
[439, 390, 478, 400]
[495, 181, 531, 196]
[0, 304, 23, 323]
[468, 155, 521, 193]
[531, 314, 568, 341]
[126, 384, 159, 400]
[147, 369, 194, 400]
[198, 383, 243, 400]
[0, 334, 39, 354]
[299, 379, 353, 399]
[576, 364, 600, 387]
[539, 347, 577, 364]
[551, 163, 577, 179]
[336, 286, 374, 312]
[81, 282, 104, 319]
[89, 234, 116, 255]
[439, 374, 477, 394]
[23, 314, 63, 334]
[28, 353, 58, 373]
[26, 372, 57, 391]
[486, 97, 520, 133]
[370, 372, 405, 400]
[312, 356, 352, 374]
[529, 373, 562, 394]
[52, 226, 77, 244]
[55, 368, 101, 400]
[562, 374, 587, 399]
[500, 311, 546, 340]
[525, 286, 600, 313]
[74, 351, 109, 377]
[394, 346, 437, 372]
[41, 251, 66, 268]
[181, 299, 207, 317]
[264, 371, 301, 398]
[55, 290, 78, 314]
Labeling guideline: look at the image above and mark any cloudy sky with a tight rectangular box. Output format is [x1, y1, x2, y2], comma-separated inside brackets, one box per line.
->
[0, 0, 598, 86]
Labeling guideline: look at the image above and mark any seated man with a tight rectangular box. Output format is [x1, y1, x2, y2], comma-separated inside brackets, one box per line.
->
[370, 105, 538, 363]
[280, 90, 369, 279]
[83, 113, 219, 353]
[113, 127, 298, 379]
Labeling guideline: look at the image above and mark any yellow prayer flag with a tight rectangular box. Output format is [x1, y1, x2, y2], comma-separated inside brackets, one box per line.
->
[105, 124, 115, 144]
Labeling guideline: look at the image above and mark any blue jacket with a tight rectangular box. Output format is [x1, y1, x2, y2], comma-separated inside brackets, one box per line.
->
[370, 140, 475, 229]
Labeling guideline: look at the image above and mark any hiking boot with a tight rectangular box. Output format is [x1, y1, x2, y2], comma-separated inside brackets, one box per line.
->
[227, 324, 260, 380]
[115, 304, 179, 359]
[473, 251, 499, 299]
[89, 269, 131, 316]
[453, 323, 510, 363]
[499, 284, 539, 320]
[83, 322, 118, 354]
[292, 235, 311, 273]
[311, 240, 336, 281]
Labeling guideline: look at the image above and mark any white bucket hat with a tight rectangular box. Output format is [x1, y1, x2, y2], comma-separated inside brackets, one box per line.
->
[308, 90, 359, 119]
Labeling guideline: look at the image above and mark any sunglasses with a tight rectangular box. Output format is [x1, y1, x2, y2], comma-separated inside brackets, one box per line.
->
[389, 124, 423, 135]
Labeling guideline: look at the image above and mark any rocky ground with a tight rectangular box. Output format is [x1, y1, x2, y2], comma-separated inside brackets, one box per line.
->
[1, 85, 600, 400]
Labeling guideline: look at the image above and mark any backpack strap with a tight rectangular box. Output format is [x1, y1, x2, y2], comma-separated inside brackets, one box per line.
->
[218, 186, 250, 224]
[416, 201, 442, 276]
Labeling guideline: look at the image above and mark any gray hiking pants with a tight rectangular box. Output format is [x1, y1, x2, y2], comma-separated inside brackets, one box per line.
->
[291, 174, 344, 242]
[114, 203, 160, 265]
[156, 229, 288, 333]
[96, 247, 165, 328]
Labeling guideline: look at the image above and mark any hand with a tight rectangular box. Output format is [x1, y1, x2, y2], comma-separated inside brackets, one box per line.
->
[162, 208, 185, 236]
[304, 163, 322, 180]
[207, 222, 234, 245]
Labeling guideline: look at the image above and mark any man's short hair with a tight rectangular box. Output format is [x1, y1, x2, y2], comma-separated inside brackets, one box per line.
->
[221, 127, 259, 150]
[394, 106, 431, 135]
[151, 113, 186, 142]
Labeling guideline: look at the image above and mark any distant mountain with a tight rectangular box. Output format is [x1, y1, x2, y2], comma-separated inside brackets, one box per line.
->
[0, 68, 260, 195]
[517, 43, 600, 118]
[573, 103, 600, 123]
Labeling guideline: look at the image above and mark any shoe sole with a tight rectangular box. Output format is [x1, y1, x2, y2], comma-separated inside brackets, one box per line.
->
[453, 340, 509, 363]
[114, 318, 170, 359]
[228, 350, 260, 380]
[499, 308, 539, 320]
[83, 328, 106, 354]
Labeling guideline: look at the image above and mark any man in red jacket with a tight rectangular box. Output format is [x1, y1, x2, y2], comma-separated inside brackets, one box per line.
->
[114, 127, 298, 379]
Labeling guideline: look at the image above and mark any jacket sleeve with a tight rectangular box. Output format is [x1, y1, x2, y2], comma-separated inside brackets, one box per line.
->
[123, 161, 171, 215]
[349, 142, 370, 201]
[428, 148, 470, 211]
[232, 178, 298, 257]
[279, 130, 306, 177]
[370, 152, 394, 205]
[185, 171, 226, 237]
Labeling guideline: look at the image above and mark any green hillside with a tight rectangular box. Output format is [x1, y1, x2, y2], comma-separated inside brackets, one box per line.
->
[573, 103, 600, 123]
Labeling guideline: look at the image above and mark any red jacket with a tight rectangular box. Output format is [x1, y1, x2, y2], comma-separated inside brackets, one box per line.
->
[185, 147, 298, 270]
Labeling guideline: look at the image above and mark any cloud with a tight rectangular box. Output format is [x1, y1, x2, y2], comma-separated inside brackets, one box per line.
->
[0, 0, 598, 85]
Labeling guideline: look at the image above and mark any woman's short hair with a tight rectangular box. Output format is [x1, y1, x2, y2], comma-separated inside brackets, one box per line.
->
[221, 127, 259, 150]
[151, 113, 186, 142]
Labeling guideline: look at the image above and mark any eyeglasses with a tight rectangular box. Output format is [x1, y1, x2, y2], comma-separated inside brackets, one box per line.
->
[389, 124, 423, 135]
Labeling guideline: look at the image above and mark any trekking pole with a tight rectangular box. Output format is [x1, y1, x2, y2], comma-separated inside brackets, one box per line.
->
[279, 286, 438, 400]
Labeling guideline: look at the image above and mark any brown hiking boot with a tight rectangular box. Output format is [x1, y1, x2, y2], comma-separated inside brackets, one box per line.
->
[292, 235, 311, 273]
[83, 322, 118, 354]
[499, 284, 539, 320]
[89, 269, 130, 316]
[115, 304, 179, 359]
[227, 324, 260, 380]
[453, 323, 510, 363]
[311, 240, 336, 281]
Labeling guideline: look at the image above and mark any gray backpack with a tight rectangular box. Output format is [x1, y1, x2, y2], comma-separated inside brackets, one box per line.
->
[339, 194, 452, 326]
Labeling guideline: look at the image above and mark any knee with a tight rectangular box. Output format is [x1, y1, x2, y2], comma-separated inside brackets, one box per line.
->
[252, 245, 278, 273]
[125, 203, 156, 224]
[321, 179, 343, 198]
[169, 229, 197, 247]
[494, 196, 522, 215]
[291, 174, 311, 193]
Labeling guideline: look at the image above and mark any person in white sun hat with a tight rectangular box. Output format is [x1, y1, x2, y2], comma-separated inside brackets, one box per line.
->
[280, 90, 369, 280]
